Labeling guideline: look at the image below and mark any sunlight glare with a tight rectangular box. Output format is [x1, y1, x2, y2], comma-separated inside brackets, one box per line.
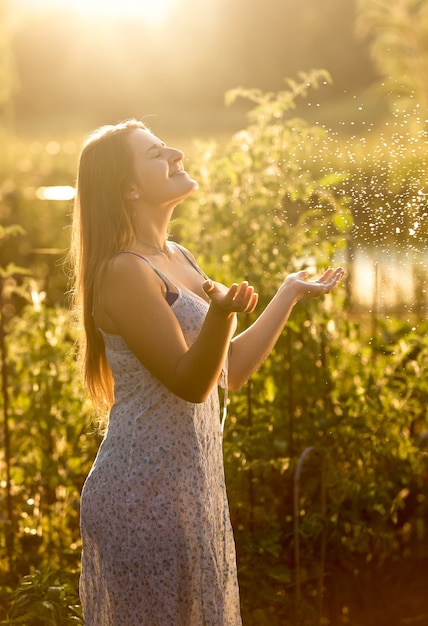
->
[17, 0, 177, 24]
[36, 186, 76, 201]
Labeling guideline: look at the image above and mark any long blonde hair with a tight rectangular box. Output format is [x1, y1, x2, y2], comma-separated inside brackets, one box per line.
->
[70, 119, 148, 414]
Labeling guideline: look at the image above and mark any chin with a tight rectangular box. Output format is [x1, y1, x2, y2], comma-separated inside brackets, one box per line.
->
[183, 177, 199, 196]
[171, 183, 198, 206]
[189, 178, 199, 192]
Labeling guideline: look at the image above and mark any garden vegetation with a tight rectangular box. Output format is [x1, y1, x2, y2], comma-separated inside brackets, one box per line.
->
[0, 67, 427, 625]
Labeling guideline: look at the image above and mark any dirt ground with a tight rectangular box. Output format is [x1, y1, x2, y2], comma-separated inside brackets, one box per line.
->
[324, 552, 428, 626]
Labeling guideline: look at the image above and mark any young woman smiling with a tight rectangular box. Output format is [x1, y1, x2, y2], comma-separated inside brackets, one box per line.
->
[70, 118, 344, 626]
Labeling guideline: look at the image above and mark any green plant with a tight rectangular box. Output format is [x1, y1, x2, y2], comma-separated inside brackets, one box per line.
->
[0, 294, 97, 618]
[1, 74, 427, 625]
[175, 75, 428, 624]
[357, 0, 428, 109]
[3, 568, 82, 625]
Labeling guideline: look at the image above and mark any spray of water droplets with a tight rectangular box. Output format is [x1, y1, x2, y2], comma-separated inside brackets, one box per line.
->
[301, 95, 427, 312]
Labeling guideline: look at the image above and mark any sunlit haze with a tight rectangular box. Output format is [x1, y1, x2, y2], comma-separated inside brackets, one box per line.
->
[14, 0, 177, 24]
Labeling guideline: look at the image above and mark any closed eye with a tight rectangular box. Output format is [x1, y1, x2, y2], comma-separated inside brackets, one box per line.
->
[147, 142, 166, 158]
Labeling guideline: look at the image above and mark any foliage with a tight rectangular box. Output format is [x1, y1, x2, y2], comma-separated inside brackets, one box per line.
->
[176, 72, 428, 624]
[179, 70, 351, 286]
[0, 73, 427, 625]
[0, 289, 97, 622]
[2, 569, 82, 625]
[219, 313, 428, 625]
[357, 0, 428, 108]
[0, 132, 78, 307]
[4, 302, 94, 566]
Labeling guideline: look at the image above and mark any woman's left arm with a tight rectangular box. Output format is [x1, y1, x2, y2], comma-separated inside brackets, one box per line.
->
[226, 267, 344, 390]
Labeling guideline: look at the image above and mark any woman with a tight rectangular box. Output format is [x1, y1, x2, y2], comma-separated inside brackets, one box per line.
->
[70, 119, 343, 626]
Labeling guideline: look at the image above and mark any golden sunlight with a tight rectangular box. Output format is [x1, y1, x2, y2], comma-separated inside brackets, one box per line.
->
[15, 0, 177, 24]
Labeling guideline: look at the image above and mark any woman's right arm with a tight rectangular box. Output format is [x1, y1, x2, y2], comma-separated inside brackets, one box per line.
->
[98, 254, 256, 403]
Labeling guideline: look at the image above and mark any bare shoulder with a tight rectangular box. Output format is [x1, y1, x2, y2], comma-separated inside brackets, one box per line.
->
[96, 252, 166, 333]
[105, 251, 147, 276]
[103, 252, 160, 293]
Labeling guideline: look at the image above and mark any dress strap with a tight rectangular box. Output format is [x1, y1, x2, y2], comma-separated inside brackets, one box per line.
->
[119, 251, 179, 306]
[172, 242, 210, 280]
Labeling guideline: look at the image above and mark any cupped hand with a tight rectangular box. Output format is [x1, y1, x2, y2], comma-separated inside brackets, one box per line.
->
[283, 267, 345, 301]
[203, 280, 259, 314]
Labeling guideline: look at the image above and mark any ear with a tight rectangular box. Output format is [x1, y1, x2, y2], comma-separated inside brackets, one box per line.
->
[123, 184, 140, 200]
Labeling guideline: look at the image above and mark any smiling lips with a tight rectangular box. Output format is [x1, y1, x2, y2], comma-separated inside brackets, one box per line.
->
[170, 168, 186, 177]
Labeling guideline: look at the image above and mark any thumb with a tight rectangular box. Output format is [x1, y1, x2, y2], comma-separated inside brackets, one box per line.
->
[203, 279, 215, 294]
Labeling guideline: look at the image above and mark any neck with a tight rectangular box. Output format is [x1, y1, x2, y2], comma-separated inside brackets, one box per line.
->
[134, 212, 172, 256]
[136, 238, 170, 256]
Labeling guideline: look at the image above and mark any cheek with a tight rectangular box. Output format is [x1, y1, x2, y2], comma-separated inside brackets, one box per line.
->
[138, 167, 171, 201]
[135, 165, 160, 191]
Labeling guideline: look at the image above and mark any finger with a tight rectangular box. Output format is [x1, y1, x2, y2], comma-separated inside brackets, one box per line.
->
[223, 281, 245, 303]
[226, 283, 240, 300]
[243, 292, 259, 313]
[328, 268, 345, 285]
[317, 268, 335, 284]
[203, 279, 215, 294]
[233, 281, 249, 299]
[231, 282, 257, 311]
[238, 282, 256, 304]
[318, 267, 345, 285]
[322, 270, 345, 292]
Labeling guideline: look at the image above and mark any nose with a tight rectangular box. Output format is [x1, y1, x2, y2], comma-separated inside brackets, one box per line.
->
[168, 147, 184, 162]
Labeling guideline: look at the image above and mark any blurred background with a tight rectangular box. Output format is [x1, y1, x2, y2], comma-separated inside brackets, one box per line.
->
[4, 0, 379, 138]
[1, 2, 428, 625]
[1, 0, 426, 309]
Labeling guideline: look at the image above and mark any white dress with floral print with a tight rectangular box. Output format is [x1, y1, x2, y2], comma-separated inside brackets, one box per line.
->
[79, 257, 241, 626]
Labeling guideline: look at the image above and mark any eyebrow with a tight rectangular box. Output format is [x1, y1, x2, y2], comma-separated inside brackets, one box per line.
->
[146, 141, 166, 155]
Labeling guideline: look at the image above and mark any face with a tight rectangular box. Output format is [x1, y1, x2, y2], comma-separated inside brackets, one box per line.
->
[126, 128, 198, 207]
